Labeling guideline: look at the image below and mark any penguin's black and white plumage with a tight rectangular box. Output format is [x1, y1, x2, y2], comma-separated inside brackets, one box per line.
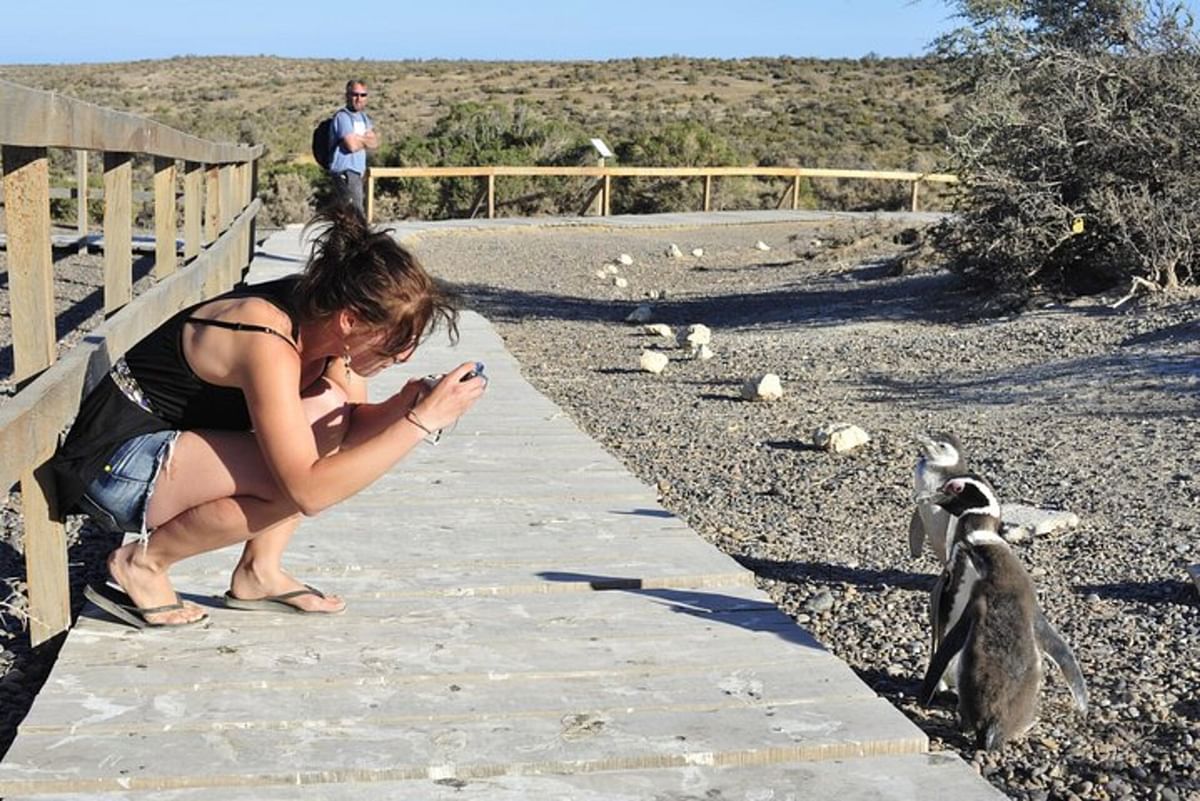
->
[926, 473, 1000, 691]
[924, 475, 1089, 716]
[919, 528, 1043, 750]
[910, 432, 968, 563]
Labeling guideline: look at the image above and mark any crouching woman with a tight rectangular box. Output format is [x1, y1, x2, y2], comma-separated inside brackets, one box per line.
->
[50, 206, 484, 628]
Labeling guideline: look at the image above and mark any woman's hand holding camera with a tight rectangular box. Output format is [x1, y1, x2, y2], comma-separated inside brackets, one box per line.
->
[408, 361, 486, 432]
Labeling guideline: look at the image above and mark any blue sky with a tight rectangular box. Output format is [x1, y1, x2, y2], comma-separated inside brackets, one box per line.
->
[2, 1, 967, 64]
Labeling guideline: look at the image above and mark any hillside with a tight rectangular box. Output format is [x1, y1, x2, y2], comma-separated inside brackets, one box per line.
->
[0, 56, 954, 223]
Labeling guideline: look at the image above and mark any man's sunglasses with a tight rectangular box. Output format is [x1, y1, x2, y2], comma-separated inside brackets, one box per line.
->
[349, 92, 368, 97]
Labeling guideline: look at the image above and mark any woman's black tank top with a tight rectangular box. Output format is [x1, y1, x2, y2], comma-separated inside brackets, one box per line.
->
[51, 276, 302, 517]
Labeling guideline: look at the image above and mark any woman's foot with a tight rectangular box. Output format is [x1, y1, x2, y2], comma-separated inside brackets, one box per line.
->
[107, 545, 207, 626]
[228, 565, 346, 614]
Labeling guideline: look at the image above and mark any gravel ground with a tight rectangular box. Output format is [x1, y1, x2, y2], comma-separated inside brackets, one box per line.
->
[1, 217, 1197, 800]
[408, 218, 1200, 801]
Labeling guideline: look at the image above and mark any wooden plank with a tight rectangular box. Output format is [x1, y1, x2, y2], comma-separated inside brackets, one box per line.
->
[792, 175, 801, 209]
[0, 198, 261, 494]
[21, 463, 69, 646]
[910, 179, 920, 212]
[102, 151, 132, 316]
[368, 165, 960, 182]
[218, 163, 234, 230]
[183, 160, 202, 260]
[703, 174, 712, 212]
[1, 145, 56, 383]
[204, 164, 219, 244]
[75, 149, 88, 253]
[603, 174, 611, 216]
[0, 79, 261, 164]
[153, 156, 177, 279]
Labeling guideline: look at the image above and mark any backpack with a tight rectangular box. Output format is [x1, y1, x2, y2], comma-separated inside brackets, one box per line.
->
[311, 111, 339, 170]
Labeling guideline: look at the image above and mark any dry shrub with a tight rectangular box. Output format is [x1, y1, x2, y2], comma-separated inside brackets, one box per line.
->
[932, 1, 1200, 306]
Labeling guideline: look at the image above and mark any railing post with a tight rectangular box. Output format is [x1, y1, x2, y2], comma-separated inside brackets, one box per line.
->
[792, 175, 801, 210]
[22, 464, 70, 647]
[2, 145, 56, 383]
[153, 156, 177, 279]
[603, 174, 611, 216]
[204, 164, 220, 245]
[366, 168, 375, 224]
[247, 158, 258, 270]
[703, 174, 712, 212]
[76, 150, 89, 253]
[910, 179, 921, 212]
[487, 173, 495, 219]
[183, 161, 202, 261]
[102, 151, 133, 316]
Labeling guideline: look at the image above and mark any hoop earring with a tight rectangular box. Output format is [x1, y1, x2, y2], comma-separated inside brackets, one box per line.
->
[343, 345, 352, 381]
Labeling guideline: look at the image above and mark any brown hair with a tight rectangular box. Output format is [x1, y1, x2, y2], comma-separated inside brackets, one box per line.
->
[296, 205, 459, 354]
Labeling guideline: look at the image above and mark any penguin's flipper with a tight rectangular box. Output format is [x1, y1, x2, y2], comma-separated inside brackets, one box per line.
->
[908, 507, 926, 558]
[929, 570, 947, 651]
[1035, 610, 1088, 712]
[919, 607, 972, 706]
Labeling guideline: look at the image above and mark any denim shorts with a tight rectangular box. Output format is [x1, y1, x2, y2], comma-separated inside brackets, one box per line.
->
[78, 430, 179, 538]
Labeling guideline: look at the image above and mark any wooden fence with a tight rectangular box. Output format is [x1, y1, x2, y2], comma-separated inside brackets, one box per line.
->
[365, 165, 959, 223]
[0, 79, 263, 646]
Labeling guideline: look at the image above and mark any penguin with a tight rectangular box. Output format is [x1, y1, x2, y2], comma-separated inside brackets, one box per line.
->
[926, 475, 1089, 711]
[925, 473, 1000, 691]
[919, 528, 1042, 750]
[909, 432, 968, 563]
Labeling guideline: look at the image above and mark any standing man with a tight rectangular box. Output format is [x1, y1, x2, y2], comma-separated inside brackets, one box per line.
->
[328, 79, 379, 214]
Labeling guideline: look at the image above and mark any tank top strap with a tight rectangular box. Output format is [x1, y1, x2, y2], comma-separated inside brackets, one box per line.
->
[184, 317, 300, 352]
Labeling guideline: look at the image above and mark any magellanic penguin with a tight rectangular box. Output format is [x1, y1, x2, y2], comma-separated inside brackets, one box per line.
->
[919, 528, 1042, 750]
[926, 475, 1089, 711]
[925, 473, 1000, 692]
[910, 433, 968, 563]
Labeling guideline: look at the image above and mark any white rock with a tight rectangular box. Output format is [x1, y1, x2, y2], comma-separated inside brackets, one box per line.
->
[812, 422, 870, 453]
[754, 240, 771, 251]
[691, 247, 704, 258]
[695, 344, 714, 361]
[676, 323, 712, 349]
[625, 304, 654, 323]
[594, 269, 609, 279]
[613, 276, 628, 289]
[644, 323, 674, 338]
[639, 350, 669, 374]
[666, 243, 683, 259]
[1000, 504, 1081, 541]
[617, 253, 634, 266]
[604, 263, 620, 275]
[741, 373, 783, 402]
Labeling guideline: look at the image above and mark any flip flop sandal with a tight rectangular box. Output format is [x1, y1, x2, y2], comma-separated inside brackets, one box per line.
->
[222, 584, 347, 615]
[84, 581, 209, 630]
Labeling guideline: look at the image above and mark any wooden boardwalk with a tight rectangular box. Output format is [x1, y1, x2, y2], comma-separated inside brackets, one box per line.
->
[0, 215, 1006, 799]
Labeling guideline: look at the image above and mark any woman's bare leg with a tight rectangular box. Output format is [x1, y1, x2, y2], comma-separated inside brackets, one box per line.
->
[107, 380, 351, 624]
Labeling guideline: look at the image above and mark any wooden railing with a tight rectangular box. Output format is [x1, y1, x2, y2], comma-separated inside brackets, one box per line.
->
[365, 165, 959, 223]
[0, 79, 263, 645]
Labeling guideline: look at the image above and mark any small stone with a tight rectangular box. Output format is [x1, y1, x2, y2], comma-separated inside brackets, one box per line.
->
[812, 422, 870, 454]
[666, 243, 683, 258]
[617, 253, 634, 266]
[741, 373, 783, 401]
[613, 276, 628, 289]
[639, 350, 669, 374]
[754, 240, 771, 251]
[695, 344, 714, 361]
[595, 269, 609, 279]
[644, 323, 673, 339]
[805, 589, 834, 613]
[603, 263, 620, 274]
[691, 247, 704, 257]
[625, 304, 653, 323]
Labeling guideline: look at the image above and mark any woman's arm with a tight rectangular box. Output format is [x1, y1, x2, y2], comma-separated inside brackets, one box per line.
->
[241, 339, 481, 515]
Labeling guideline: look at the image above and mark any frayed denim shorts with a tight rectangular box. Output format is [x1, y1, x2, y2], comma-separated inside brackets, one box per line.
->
[77, 430, 179, 540]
